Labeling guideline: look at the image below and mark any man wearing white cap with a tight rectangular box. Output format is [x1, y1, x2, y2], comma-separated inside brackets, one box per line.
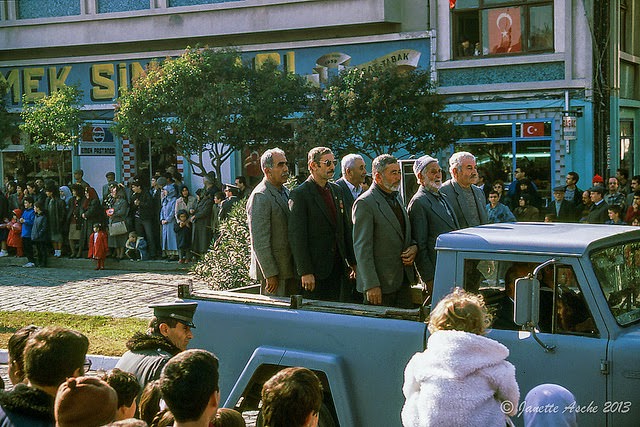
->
[115, 301, 197, 390]
[408, 155, 459, 293]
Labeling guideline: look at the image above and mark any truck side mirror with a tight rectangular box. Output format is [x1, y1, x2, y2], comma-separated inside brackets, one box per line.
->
[514, 277, 540, 326]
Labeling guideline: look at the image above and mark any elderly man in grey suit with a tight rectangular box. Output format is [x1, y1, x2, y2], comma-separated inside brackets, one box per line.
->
[353, 154, 417, 308]
[246, 148, 297, 296]
[408, 155, 459, 293]
[440, 151, 488, 228]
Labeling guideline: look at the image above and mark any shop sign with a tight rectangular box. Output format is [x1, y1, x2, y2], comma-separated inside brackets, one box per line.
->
[78, 125, 115, 156]
[562, 115, 577, 140]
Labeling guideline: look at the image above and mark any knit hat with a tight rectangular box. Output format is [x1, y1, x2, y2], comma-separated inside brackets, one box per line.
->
[55, 376, 118, 427]
[413, 155, 439, 177]
[592, 174, 604, 184]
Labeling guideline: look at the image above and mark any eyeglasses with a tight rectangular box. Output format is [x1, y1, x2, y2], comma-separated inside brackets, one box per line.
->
[83, 358, 92, 373]
[318, 160, 338, 167]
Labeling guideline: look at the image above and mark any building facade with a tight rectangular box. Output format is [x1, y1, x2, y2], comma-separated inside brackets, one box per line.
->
[0, 0, 431, 190]
[433, 0, 640, 203]
[1, 0, 638, 202]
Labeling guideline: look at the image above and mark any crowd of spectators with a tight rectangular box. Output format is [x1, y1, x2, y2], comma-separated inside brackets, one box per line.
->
[482, 168, 640, 226]
[0, 168, 251, 267]
[0, 300, 328, 427]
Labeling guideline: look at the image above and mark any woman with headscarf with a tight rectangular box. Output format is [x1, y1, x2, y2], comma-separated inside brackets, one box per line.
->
[160, 184, 178, 260]
[174, 185, 196, 221]
[59, 186, 73, 208]
[523, 384, 577, 427]
[107, 184, 129, 260]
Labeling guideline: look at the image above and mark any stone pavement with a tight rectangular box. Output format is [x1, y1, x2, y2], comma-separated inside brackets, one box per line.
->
[0, 256, 209, 318]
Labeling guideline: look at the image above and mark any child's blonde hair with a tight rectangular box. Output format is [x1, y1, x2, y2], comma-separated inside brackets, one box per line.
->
[428, 288, 492, 335]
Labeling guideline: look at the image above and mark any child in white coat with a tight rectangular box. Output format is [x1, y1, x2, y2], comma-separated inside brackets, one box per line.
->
[402, 288, 519, 427]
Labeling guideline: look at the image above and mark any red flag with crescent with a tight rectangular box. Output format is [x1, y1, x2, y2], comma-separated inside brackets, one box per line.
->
[522, 122, 545, 137]
[488, 8, 522, 54]
[450, 0, 456, 9]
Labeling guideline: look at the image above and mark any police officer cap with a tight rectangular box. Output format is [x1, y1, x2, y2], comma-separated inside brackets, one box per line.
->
[149, 301, 197, 328]
[413, 155, 439, 177]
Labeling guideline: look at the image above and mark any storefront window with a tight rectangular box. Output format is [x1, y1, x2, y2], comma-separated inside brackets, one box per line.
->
[457, 120, 552, 205]
[2, 149, 73, 185]
[452, 1, 554, 59]
[620, 120, 634, 175]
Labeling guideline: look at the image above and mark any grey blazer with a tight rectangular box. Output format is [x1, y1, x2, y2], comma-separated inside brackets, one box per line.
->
[408, 186, 459, 282]
[246, 178, 294, 282]
[439, 180, 488, 228]
[353, 185, 415, 294]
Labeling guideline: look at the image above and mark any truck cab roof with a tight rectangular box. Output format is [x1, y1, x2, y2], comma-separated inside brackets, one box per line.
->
[436, 222, 640, 256]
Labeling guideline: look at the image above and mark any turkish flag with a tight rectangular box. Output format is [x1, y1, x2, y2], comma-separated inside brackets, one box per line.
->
[522, 122, 545, 137]
[488, 8, 522, 54]
[450, 0, 456, 9]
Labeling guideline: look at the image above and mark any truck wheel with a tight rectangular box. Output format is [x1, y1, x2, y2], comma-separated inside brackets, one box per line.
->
[255, 402, 336, 427]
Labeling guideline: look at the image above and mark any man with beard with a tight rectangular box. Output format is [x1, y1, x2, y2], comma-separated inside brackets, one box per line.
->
[408, 155, 459, 293]
[353, 154, 417, 308]
[246, 148, 297, 296]
[115, 302, 197, 390]
[289, 147, 356, 302]
[440, 151, 488, 229]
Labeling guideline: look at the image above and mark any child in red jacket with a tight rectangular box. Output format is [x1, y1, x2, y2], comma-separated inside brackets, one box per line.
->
[88, 223, 108, 270]
[5, 209, 23, 257]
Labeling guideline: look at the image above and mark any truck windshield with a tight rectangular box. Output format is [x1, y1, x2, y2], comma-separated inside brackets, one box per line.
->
[590, 241, 640, 326]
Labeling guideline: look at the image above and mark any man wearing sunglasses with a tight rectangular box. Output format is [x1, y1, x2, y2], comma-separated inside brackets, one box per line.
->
[289, 147, 356, 302]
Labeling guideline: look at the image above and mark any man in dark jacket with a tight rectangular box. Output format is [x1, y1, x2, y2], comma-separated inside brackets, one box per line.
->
[115, 302, 197, 390]
[0, 327, 89, 427]
[130, 180, 157, 259]
[288, 147, 356, 302]
[587, 186, 609, 224]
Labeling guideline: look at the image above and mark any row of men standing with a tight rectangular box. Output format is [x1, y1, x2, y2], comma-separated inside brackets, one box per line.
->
[246, 147, 485, 308]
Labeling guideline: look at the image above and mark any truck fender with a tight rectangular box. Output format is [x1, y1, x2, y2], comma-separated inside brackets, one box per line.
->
[224, 345, 354, 427]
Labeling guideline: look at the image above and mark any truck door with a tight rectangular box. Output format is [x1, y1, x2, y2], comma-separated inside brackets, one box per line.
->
[459, 254, 609, 427]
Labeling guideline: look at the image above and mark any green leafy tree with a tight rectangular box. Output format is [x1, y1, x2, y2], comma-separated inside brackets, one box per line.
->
[114, 47, 313, 179]
[19, 85, 83, 183]
[300, 65, 460, 159]
[0, 79, 18, 150]
[192, 198, 260, 290]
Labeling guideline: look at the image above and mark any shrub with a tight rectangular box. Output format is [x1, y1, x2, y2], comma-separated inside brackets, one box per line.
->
[192, 198, 259, 290]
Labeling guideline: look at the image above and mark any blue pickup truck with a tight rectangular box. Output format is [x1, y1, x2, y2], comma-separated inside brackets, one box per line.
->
[182, 222, 640, 426]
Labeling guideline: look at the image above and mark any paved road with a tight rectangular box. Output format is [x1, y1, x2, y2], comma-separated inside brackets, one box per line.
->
[0, 260, 208, 318]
